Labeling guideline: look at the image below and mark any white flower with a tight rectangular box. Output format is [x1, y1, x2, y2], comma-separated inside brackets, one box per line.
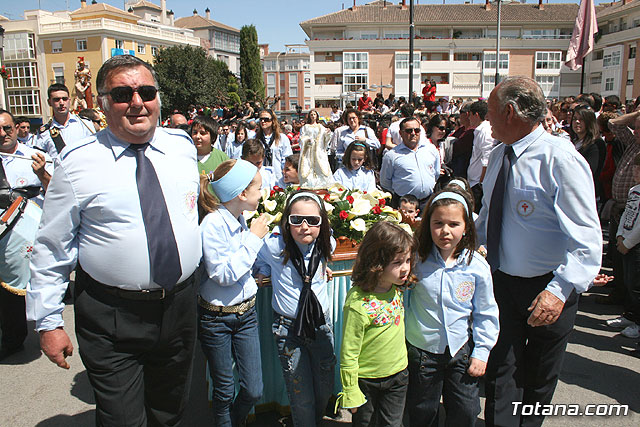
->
[324, 201, 335, 213]
[264, 199, 277, 212]
[243, 210, 258, 221]
[349, 199, 373, 216]
[260, 188, 270, 201]
[398, 222, 414, 235]
[350, 218, 366, 232]
[265, 212, 282, 225]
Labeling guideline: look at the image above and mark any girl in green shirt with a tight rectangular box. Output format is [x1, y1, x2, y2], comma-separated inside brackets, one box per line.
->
[338, 221, 416, 427]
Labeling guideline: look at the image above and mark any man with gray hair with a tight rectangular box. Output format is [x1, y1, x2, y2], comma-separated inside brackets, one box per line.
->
[27, 55, 201, 426]
[477, 77, 602, 427]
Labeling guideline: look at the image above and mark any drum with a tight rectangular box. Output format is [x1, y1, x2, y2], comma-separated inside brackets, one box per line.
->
[0, 197, 43, 296]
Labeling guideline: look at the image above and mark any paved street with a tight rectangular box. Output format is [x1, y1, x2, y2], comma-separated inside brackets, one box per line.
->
[1, 287, 639, 427]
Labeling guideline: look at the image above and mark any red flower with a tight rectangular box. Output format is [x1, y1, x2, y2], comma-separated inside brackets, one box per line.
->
[296, 186, 301, 190]
[324, 194, 331, 201]
[346, 195, 354, 204]
[339, 210, 348, 220]
[378, 198, 386, 206]
[363, 191, 367, 194]
[273, 186, 282, 192]
[339, 188, 344, 192]
[270, 190, 276, 197]
[372, 205, 382, 214]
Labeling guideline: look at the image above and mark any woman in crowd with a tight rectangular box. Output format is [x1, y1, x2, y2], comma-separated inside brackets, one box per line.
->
[424, 114, 448, 168]
[570, 104, 606, 193]
[332, 108, 380, 164]
[255, 109, 293, 182]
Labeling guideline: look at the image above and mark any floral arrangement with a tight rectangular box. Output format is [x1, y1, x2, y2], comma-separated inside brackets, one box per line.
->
[0, 66, 11, 80]
[244, 184, 411, 243]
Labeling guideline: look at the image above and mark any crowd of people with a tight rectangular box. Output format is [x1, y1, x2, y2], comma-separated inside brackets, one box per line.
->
[0, 53, 636, 427]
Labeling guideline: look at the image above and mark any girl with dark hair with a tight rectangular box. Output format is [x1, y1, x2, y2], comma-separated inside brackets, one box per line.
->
[332, 108, 380, 164]
[191, 115, 229, 175]
[255, 108, 293, 182]
[255, 191, 336, 426]
[338, 222, 416, 426]
[406, 188, 499, 426]
[425, 114, 448, 167]
[332, 142, 377, 192]
[570, 104, 606, 187]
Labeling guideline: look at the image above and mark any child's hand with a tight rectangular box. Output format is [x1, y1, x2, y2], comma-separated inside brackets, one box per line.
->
[256, 274, 269, 287]
[325, 267, 333, 281]
[350, 408, 358, 414]
[467, 357, 486, 377]
[250, 214, 270, 238]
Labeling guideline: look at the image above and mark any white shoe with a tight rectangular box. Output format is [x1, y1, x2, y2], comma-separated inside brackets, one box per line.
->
[606, 316, 635, 329]
[621, 324, 640, 338]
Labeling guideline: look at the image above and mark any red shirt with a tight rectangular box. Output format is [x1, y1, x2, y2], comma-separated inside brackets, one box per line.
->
[358, 96, 372, 111]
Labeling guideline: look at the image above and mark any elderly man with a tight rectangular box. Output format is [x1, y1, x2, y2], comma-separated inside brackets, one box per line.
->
[0, 109, 52, 360]
[34, 83, 95, 158]
[27, 55, 201, 426]
[380, 116, 440, 209]
[169, 112, 188, 129]
[477, 77, 601, 427]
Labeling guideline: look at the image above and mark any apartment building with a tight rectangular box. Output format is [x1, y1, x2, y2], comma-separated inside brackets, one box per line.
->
[174, 8, 241, 75]
[0, 0, 199, 123]
[299, 0, 582, 113]
[262, 44, 311, 115]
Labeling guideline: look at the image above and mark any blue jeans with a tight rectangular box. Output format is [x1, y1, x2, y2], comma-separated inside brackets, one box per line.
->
[272, 313, 336, 427]
[407, 340, 480, 427]
[198, 305, 263, 427]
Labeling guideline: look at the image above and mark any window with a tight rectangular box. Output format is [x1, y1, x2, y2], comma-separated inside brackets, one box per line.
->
[217, 54, 230, 65]
[535, 75, 559, 95]
[267, 87, 276, 97]
[483, 52, 508, 70]
[4, 33, 36, 60]
[52, 41, 62, 53]
[535, 52, 562, 70]
[6, 62, 39, 88]
[7, 89, 41, 116]
[343, 73, 368, 93]
[315, 77, 327, 85]
[590, 73, 602, 85]
[264, 60, 276, 71]
[267, 74, 276, 85]
[605, 77, 614, 91]
[628, 71, 634, 86]
[603, 51, 621, 67]
[151, 46, 159, 56]
[630, 46, 637, 59]
[593, 50, 604, 60]
[53, 66, 65, 85]
[483, 75, 496, 91]
[523, 29, 570, 39]
[289, 87, 298, 97]
[213, 31, 240, 53]
[343, 52, 368, 70]
[76, 39, 87, 51]
[115, 39, 124, 49]
[289, 101, 298, 111]
[289, 74, 298, 85]
[454, 53, 481, 61]
[384, 30, 409, 39]
[302, 60, 310, 70]
[286, 60, 299, 70]
[395, 53, 420, 70]
[280, 100, 286, 110]
[138, 43, 146, 54]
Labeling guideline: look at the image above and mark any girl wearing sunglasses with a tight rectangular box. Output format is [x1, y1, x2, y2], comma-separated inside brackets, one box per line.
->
[255, 190, 336, 426]
[255, 109, 293, 183]
[197, 159, 271, 426]
[425, 114, 449, 168]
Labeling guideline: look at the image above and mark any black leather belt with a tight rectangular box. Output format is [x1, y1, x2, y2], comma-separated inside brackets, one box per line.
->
[83, 271, 194, 301]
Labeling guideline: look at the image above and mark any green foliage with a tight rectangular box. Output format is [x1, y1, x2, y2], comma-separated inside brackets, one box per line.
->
[153, 45, 230, 116]
[239, 25, 265, 102]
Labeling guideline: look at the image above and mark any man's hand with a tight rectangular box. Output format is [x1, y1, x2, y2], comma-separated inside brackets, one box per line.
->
[31, 152, 51, 190]
[467, 357, 487, 377]
[40, 328, 73, 369]
[617, 236, 630, 255]
[256, 273, 269, 288]
[527, 290, 565, 327]
[592, 273, 614, 287]
[325, 267, 333, 282]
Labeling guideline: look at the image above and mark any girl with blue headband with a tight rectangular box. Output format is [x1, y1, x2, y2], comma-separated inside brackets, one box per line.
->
[255, 190, 336, 426]
[197, 159, 270, 426]
[405, 188, 499, 426]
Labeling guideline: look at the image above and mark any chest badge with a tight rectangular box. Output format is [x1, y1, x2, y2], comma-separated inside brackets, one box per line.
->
[517, 200, 534, 217]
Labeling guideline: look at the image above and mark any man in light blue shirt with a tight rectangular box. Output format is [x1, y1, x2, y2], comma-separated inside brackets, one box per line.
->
[477, 77, 602, 427]
[34, 83, 95, 158]
[26, 55, 202, 426]
[380, 116, 440, 209]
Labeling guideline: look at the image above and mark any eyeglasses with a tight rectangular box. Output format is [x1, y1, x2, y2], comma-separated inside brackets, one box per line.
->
[403, 128, 421, 134]
[259, 117, 272, 122]
[288, 215, 322, 227]
[1, 125, 14, 134]
[100, 85, 158, 103]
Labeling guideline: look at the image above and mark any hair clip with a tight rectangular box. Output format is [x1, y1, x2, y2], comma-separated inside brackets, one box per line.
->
[207, 172, 215, 183]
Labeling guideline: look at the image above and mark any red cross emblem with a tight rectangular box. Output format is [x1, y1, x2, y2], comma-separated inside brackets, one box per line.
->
[517, 200, 534, 217]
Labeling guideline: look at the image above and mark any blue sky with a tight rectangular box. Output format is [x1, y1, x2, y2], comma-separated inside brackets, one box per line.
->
[1, 0, 595, 52]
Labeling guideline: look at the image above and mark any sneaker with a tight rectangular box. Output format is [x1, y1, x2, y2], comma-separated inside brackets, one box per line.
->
[606, 316, 635, 329]
[620, 324, 640, 338]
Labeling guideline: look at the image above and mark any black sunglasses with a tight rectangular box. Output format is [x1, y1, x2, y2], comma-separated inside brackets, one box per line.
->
[403, 128, 421, 134]
[1, 125, 14, 134]
[101, 85, 158, 103]
[259, 117, 273, 122]
[437, 125, 447, 131]
[288, 215, 322, 227]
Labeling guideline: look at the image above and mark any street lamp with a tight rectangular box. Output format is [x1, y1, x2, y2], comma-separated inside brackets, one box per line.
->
[0, 25, 5, 110]
[495, 0, 502, 86]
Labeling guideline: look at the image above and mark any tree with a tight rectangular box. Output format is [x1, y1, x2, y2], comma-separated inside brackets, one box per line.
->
[153, 45, 230, 116]
[239, 25, 265, 102]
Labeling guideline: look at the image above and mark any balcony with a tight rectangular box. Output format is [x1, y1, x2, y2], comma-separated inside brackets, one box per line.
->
[313, 84, 342, 98]
[39, 18, 200, 45]
[312, 61, 342, 74]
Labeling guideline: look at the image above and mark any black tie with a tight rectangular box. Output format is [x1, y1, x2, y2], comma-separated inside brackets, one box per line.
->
[129, 143, 182, 289]
[487, 145, 513, 272]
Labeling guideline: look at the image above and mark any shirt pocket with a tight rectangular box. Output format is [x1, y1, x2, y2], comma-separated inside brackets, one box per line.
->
[511, 188, 540, 219]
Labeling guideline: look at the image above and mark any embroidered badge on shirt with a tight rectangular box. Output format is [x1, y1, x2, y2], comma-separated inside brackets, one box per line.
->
[455, 281, 475, 303]
[362, 291, 404, 327]
[16, 177, 28, 187]
[184, 191, 197, 213]
[517, 200, 534, 217]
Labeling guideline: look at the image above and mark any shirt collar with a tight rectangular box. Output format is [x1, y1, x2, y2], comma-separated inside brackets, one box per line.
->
[105, 127, 164, 160]
[397, 139, 426, 152]
[509, 124, 546, 159]
[218, 205, 244, 233]
[474, 120, 491, 134]
[52, 114, 79, 129]
[431, 244, 469, 267]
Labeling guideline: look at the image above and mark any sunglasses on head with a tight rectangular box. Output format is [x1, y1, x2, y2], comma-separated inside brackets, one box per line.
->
[101, 85, 158, 103]
[403, 127, 421, 134]
[288, 214, 322, 227]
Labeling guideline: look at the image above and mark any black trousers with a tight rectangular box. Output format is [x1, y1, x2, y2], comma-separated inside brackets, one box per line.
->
[484, 271, 578, 427]
[353, 368, 408, 427]
[74, 270, 197, 427]
[0, 286, 27, 350]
